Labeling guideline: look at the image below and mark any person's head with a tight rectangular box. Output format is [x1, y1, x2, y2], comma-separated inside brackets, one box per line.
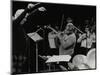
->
[66, 17, 73, 23]
[64, 23, 74, 34]
[85, 27, 89, 33]
[84, 26, 91, 37]
[55, 26, 59, 31]
[84, 25, 91, 33]
[84, 19, 89, 25]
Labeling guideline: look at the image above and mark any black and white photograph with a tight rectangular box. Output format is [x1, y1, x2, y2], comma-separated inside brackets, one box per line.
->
[12, 0, 96, 75]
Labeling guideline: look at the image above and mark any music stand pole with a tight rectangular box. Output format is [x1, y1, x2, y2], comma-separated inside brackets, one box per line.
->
[36, 41, 38, 72]
[35, 27, 43, 72]
[27, 27, 43, 72]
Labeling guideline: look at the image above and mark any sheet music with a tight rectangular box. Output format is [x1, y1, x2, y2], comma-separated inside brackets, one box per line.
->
[27, 32, 43, 42]
[46, 55, 71, 63]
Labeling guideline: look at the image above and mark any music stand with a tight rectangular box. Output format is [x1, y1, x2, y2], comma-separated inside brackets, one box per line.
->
[46, 55, 71, 71]
[27, 31, 43, 72]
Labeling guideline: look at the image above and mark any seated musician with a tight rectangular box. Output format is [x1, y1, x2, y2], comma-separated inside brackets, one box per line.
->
[57, 23, 76, 71]
[48, 22, 76, 56]
[77, 26, 96, 55]
[47, 21, 76, 71]
[48, 26, 60, 55]
[58, 23, 76, 56]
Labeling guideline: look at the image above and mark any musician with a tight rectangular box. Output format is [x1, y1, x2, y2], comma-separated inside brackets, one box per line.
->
[48, 25, 60, 55]
[77, 26, 95, 55]
[58, 23, 76, 56]
[50, 22, 76, 71]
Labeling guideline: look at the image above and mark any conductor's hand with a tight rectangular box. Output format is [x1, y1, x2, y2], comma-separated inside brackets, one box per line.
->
[27, 3, 35, 9]
[38, 7, 46, 11]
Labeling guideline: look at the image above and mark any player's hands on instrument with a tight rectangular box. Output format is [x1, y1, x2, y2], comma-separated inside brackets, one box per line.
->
[57, 31, 65, 39]
[81, 34, 86, 39]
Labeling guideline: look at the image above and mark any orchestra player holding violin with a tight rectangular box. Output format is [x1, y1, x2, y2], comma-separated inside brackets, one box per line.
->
[48, 20, 76, 71]
[77, 25, 96, 55]
[58, 23, 76, 56]
[48, 21, 76, 56]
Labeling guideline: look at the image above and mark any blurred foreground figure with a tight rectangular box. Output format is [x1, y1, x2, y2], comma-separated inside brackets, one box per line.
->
[12, 3, 46, 74]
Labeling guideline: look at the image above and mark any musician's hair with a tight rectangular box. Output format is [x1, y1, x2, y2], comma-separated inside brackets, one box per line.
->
[84, 25, 91, 32]
[65, 23, 75, 33]
[66, 17, 73, 23]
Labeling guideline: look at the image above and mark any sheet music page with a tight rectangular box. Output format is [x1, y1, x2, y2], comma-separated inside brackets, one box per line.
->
[27, 32, 43, 42]
[46, 55, 71, 63]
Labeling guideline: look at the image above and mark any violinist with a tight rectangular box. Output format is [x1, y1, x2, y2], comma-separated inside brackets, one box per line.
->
[77, 25, 96, 55]
[58, 23, 76, 56]
[48, 17, 76, 56]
